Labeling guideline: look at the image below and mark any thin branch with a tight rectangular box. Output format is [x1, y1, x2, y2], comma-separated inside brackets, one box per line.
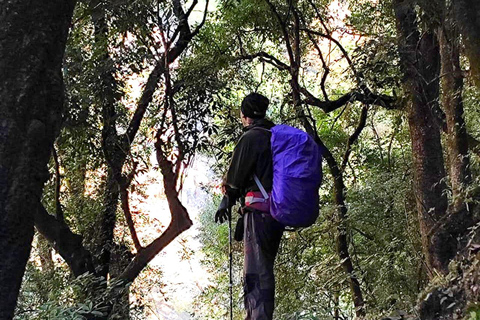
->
[125, 61, 166, 146]
[119, 163, 142, 252]
[192, 0, 209, 37]
[293, 8, 301, 69]
[185, 0, 199, 17]
[341, 106, 368, 172]
[264, 0, 296, 68]
[237, 32, 245, 55]
[255, 61, 266, 92]
[302, 28, 360, 83]
[170, 103, 184, 182]
[52, 145, 64, 222]
[236, 51, 290, 71]
[330, 104, 349, 131]
[387, 124, 399, 169]
[158, 25, 184, 183]
[370, 113, 385, 163]
[348, 160, 358, 185]
[306, 0, 331, 36]
[320, 60, 331, 101]
[124, 0, 199, 147]
[298, 13, 330, 100]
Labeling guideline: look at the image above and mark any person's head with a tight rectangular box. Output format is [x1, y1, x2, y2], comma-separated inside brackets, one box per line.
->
[240, 93, 269, 127]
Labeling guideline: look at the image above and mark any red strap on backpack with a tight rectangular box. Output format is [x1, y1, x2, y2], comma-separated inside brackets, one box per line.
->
[245, 191, 270, 213]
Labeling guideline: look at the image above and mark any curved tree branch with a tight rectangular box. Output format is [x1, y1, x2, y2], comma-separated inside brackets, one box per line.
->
[301, 28, 360, 83]
[299, 113, 366, 318]
[237, 51, 396, 112]
[237, 51, 290, 71]
[119, 163, 142, 252]
[341, 106, 369, 171]
[302, 88, 396, 112]
[119, 137, 192, 282]
[192, 0, 209, 37]
[264, 0, 296, 68]
[34, 203, 95, 277]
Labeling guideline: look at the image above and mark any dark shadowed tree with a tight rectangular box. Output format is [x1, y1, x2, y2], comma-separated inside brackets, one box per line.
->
[0, 0, 77, 318]
[452, 0, 480, 88]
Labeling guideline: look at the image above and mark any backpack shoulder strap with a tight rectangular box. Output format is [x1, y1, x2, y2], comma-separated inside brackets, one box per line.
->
[250, 127, 271, 133]
[253, 174, 269, 200]
[249, 126, 272, 200]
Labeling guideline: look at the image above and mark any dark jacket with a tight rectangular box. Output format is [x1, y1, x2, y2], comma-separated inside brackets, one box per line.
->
[224, 118, 275, 202]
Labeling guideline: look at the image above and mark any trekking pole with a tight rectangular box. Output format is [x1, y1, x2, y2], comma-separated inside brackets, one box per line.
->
[228, 206, 233, 320]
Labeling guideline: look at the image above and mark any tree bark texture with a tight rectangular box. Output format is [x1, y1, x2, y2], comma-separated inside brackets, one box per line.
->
[453, 0, 480, 88]
[421, 0, 476, 277]
[0, 0, 76, 318]
[394, 0, 450, 275]
[438, 7, 471, 210]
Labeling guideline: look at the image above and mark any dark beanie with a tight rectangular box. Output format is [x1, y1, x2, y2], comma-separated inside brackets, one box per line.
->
[241, 93, 269, 119]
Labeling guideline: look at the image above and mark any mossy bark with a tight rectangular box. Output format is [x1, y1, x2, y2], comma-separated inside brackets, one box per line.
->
[394, 0, 450, 276]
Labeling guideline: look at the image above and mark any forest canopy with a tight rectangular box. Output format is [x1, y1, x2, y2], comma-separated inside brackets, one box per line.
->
[1, 0, 480, 319]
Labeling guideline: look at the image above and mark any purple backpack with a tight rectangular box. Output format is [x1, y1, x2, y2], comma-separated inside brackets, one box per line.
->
[253, 125, 322, 227]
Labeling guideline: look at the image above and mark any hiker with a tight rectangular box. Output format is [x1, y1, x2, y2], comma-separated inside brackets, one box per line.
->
[215, 92, 285, 320]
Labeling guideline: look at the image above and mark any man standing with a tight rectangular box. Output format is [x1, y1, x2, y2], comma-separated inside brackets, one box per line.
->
[215, 93, 284, 320]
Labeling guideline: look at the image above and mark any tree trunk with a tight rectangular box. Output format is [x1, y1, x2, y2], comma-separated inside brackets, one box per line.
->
[452, 0, 480, 88]
[299, 116, 366, 318]
[0, 0, 76, 318]
[324, 142, 366, 318]
[393, 0, 450, 276]
[89, 2, 125, 279]
[421, 0, 475, 276]
[438, 7, 471, 211]
[109, 244, 134, 320]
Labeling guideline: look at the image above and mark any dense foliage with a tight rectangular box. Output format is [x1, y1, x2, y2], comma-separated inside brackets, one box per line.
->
[3, 0, 479, 319]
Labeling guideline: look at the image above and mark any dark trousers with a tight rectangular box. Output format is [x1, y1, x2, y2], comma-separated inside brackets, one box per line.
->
[243, 211, 284, 320]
